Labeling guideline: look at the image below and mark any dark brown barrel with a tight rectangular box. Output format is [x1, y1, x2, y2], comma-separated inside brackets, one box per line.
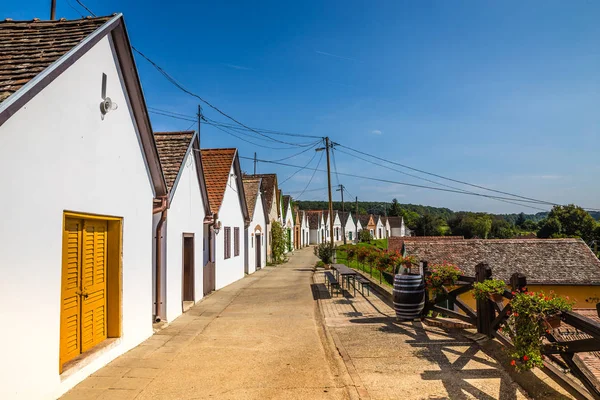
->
[393, 273, 425, 320]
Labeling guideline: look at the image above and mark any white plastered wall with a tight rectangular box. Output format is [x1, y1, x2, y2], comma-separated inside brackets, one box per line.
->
[246, 190, 267, 274]
[163, 153, 205, 322]
[0, 36, 155, 399]
[215, 166, 245, 289]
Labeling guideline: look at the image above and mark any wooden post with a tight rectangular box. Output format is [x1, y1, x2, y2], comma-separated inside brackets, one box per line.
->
[510, 273, 527, 292]
[475, 263, 493, 336]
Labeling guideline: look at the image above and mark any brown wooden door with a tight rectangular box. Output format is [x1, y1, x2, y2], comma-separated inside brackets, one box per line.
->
[183, 235, 194, 302]
[256, 234, 262, 270]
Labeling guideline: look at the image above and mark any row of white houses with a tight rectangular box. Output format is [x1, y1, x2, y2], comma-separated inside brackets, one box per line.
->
[0, 14, 300, 399]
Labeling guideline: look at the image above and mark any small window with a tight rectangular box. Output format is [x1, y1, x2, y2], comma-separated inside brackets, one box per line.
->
[234, 227, 240, 257]
[224, 227, 231, 259]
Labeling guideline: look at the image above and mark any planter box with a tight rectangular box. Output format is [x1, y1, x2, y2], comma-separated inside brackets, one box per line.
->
[543, 314, 561, 329]
[489, 293, 504, 303]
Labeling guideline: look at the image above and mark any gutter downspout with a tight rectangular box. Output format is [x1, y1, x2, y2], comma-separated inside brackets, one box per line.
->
[153, 196, 168, 323]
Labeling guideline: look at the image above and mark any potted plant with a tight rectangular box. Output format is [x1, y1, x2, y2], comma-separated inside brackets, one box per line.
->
[313, 243, 335, 269]
[377, 250, 401, 285]
[400, 255, 418, 274]
[503, 290, 574, 371]
[425, 262, 462, 297]
[473, 279, 506, 302]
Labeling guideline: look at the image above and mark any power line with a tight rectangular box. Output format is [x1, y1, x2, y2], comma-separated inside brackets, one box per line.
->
[207, 124, 309, 150]
[331, 146, 340, 187]
[66, 0, 85, 17]
[203, 121, 317, 148]
[279, 150, 319, 186]
[75, 0, 96, 16]
[239, 156, 554, 211]
[336, 144, 580, 209]
[133, 48, 312, 147]
[334, 146, 551, 211]
[295, 152, 324, 200]
[149, 109, 196, 122]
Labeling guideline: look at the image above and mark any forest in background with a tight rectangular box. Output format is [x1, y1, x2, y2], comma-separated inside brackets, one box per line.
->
[296, 200, 600, 249]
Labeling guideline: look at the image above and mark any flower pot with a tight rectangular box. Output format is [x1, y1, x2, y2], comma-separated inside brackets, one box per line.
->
[543, 314, 561, 329]
[324, 264, 331, 270]
[489, 293, 504, 303]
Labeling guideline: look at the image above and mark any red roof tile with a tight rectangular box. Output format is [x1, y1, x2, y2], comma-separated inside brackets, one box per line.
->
[153, 131, 194, 193]
[0, 16, 113, 103]
[201, 148, 236, 214]
[242, 177, 261, 220]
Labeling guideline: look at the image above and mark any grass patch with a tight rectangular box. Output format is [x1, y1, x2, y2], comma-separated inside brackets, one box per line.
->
[355, 238, 387, 251]
[336, 250, 392, 288]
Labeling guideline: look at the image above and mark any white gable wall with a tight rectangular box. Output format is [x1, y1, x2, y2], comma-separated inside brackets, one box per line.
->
[215, 165, 245, 289]
[284, 203, 294, 253]
[162, 152, 205, 322]
[247, 190, 267, 274]
[0, 35, 155, 399]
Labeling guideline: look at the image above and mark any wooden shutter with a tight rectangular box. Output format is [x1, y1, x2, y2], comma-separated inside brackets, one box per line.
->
[224, 227, 231, 259]
[234, 227, 240, 256]
[60, 218, 83, 367]
[81, 219, 108, 352]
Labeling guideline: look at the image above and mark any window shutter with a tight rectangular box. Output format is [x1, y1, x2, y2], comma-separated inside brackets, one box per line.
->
[224, 227, 231, 259]
[234, 228, 240, 256]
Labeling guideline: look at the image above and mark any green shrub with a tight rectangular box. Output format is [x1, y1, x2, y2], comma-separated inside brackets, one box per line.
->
[473, 279, 506, 301]
[313, 243, 335, 264]
[316, 261, 325, 268]
[359, 230, 372, 243]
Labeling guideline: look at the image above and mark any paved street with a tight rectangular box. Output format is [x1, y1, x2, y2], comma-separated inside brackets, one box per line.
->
[62, 248, 354, 400]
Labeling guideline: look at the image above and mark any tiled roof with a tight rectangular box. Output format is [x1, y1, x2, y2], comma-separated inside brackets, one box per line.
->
[153, 131, 194, 192]
[338, 211, 352, 225]
[250, 174, 277, 214]
[306, 210, 322, 229]
[389, 236, 464, 252]
[282, 195, 291, 219]
[0, 16, 113, 103]
[403, 238, 600, 285]
[357, 214, 372, 226]
[387, 216, 403, 228]
[242, 177, 261, 220]
[200, 148, 236, 214]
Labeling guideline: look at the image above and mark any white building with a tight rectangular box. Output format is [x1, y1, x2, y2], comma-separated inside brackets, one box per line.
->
[388, 216, 411, 237]
[242, 177, 268, 274]
[332, 211, 343, 243]
[339, 211, 357, 243]
[282, 195, 294, 252]
[307, 210, 325, 244]
[201, 149, 249, 289]
[384, 217, 391, 238]
[376, 215, 386, 239]
[300, 210, 310, 247]
[251, 174, 280, 262]
[153, 131, 210, 323]
[0, 15, 168, 398]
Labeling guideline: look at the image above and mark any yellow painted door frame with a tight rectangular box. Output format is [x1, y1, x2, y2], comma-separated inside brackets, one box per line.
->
[60, 213, 117, 372]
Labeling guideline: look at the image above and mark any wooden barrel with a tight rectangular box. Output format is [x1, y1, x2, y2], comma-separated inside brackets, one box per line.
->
[393, 273, 425, 320]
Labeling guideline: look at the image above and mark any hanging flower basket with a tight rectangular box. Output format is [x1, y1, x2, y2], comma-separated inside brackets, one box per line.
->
[542, 314, 561, 329]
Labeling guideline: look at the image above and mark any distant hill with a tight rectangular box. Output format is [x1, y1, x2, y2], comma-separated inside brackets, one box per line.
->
[295, 201, 600, 222]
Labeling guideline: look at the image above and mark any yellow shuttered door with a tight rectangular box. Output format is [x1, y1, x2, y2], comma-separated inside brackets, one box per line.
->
[60, 217, 108, 368]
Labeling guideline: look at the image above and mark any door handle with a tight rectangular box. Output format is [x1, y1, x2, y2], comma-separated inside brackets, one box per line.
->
[77, 289, 89, 299]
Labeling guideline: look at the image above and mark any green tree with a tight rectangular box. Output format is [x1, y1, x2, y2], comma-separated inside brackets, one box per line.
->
[490, 217, 516, 239]
[415, 214, 443, 236]
[515, 212, 526, 227]
[359, 229, 372, 243]
[389, 198, 402, 217]
[270, 221, 287, 263]
[473, 215, 492, 238]
[537, 205, 596, 242]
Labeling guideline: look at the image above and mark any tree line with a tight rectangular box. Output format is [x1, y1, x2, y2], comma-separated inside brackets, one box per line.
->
[296, 199, 600, 252]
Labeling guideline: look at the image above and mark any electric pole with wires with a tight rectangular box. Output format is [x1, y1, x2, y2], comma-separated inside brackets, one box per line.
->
[336, 184, 346, 244]
[316, 137, 335, 249]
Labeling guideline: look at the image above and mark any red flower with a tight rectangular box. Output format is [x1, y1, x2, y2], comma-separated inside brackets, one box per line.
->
[511, 291, 516, 295]
[523, 355, 529, 361]
[513, 312, 519, 317]
[510, 360, 516, 366]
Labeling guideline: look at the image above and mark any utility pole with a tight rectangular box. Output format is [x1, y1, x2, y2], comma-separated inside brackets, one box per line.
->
[355, 196, 358, 243]
[253, 152, 257, 175]
[336, 184, 346, 244]
[316, 137, 335, 248]
[50, 0, 56, 20]
[197, 105, 202, 148]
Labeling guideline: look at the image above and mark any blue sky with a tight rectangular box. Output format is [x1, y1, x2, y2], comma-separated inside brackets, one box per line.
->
[3, 1, 599, 213]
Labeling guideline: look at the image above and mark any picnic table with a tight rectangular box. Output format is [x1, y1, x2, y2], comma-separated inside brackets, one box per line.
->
[331, 264, 357, 295]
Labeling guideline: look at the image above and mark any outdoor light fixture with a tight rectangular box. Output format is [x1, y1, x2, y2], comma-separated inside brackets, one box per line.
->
[100, 72, 118, 119]
[213, 220, 222, 235]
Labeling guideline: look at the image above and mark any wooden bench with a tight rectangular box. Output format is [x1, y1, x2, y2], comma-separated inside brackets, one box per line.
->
[356, 275, 370, 296]
[324, 271, 340, 297]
